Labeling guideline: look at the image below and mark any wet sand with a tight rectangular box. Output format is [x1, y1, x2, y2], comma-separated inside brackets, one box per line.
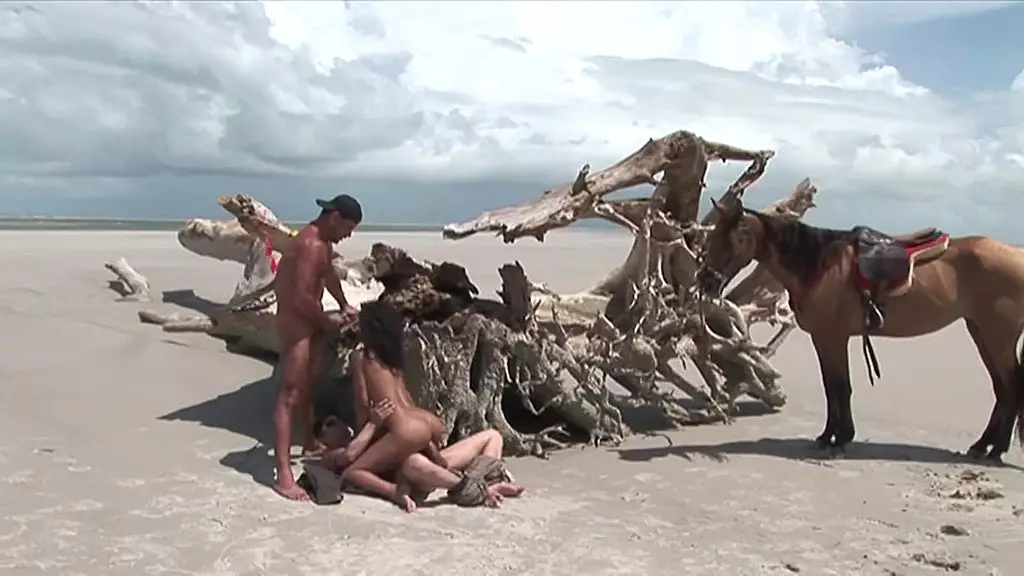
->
[0, 230, 1021, 575]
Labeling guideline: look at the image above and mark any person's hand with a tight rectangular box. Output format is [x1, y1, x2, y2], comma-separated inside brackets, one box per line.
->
[327, 313, 348, 330]
[340, 304, 358, 324]
[369, 398, 395, 424]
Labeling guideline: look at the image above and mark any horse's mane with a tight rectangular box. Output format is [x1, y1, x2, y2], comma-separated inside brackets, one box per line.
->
[745, 209, 855, 283]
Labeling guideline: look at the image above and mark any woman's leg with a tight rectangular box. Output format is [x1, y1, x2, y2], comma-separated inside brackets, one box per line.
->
[341, 414, 433, 510]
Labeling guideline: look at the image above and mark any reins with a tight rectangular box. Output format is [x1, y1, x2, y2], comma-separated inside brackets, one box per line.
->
[861, 329, 882, 387]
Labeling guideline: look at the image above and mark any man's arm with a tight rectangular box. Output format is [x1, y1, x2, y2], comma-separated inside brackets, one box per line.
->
[344, 421, 380, 462]
[424, 441, 448, 469]
[324, 264, 351, 310]
[293, 239, 338, 331]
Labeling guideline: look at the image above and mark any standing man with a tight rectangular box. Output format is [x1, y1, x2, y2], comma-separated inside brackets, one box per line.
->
[272, 194, 362, 501]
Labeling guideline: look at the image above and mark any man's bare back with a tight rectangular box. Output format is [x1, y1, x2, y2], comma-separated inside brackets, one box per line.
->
[271, 195, 362, 501]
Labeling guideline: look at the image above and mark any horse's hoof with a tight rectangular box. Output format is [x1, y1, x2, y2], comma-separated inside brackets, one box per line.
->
[825, 445, 847, 459]
[813, 435, 832, 450]
[984, 451, 1005, 466]
[965, 446, 988, 460]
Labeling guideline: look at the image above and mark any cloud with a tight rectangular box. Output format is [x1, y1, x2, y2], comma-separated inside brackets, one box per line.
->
[0, 1, 1021, 238]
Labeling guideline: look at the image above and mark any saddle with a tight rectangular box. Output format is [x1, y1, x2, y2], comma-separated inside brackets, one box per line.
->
[851, 226, 950, 299]
[849, 225, 950, 387]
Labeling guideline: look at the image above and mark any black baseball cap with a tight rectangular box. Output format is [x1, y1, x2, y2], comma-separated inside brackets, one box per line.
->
[315, 194, 363, 224]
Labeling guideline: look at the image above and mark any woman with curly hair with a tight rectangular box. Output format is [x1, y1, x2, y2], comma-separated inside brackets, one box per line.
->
[330, 301, 447, 510]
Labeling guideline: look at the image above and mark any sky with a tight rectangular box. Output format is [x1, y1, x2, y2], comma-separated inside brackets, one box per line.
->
[1, 1, 1023, 240]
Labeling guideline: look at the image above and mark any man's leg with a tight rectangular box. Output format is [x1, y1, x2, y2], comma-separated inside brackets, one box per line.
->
[400, 429, 502, 491]
[440, 428, 504, 469]
[400, 453, 462, 492]
[400, 429, 523, 503]
[299, 333, 327, 455]
[273, 334, 312, 501]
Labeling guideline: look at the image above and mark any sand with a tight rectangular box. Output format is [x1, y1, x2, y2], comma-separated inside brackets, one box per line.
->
[0, 230, 1022, 576]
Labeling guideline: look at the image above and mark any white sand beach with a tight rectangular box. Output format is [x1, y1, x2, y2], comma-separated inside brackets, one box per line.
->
[1, 230, 1022, 576]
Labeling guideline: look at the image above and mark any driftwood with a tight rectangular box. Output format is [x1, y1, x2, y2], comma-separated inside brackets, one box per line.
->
[130, 128, 821, 457]
[439, 130, 822, 446]
[104, 257, 152, 302]
[138, 310, 214, 332]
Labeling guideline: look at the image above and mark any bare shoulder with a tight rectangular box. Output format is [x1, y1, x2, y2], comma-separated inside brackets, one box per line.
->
[293, 228, 328, 258]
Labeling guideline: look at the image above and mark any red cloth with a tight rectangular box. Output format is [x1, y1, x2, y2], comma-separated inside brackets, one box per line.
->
[265, 232, 278, 274]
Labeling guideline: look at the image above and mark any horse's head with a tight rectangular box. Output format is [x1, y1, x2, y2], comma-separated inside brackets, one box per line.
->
[697, 197, 764, 297]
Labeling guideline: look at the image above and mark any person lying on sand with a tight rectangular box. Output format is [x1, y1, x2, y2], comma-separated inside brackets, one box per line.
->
[317, 410, 524, 512]
[272, 194, 363, 501]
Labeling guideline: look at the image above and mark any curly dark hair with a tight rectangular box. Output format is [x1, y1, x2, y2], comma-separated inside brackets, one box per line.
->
[358, 300, 406, 371]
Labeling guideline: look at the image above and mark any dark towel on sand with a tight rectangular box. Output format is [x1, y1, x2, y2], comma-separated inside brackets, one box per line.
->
[297, 463, 345, 505]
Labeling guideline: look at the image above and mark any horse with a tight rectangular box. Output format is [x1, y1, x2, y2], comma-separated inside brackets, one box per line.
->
[696, 197, 1024, 463]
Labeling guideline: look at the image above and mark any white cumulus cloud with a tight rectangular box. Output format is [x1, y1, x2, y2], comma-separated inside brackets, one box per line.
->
[0, 1, 1021, 236]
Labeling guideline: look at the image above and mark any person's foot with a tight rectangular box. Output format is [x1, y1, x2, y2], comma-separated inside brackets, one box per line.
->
[393, 481, 418, 513]
[273, 480, 311, 502]
[492, 482, 524, 498]
[396, 493, 417, 513]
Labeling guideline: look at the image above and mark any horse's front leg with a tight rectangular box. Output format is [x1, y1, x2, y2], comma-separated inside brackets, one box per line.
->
[813, 376, 836, 450]
[812, 333, 854, 455]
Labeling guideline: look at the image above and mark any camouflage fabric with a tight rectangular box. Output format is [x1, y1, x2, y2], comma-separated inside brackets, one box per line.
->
[446, 455, 510, 507]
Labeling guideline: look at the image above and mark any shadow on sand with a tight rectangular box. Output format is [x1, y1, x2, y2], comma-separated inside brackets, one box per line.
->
[613, 399, 778, 437]
[161, 288, 222, 317]
[158, 357, 353, 488]
[615, 436, 1024, 470]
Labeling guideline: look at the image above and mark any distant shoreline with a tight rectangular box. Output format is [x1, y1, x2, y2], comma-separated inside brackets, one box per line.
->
[0, 216, 623, 234]
[0, 216, 441, 232]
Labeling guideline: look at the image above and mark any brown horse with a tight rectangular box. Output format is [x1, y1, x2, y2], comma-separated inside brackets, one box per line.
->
[696, 198, 1024, 463]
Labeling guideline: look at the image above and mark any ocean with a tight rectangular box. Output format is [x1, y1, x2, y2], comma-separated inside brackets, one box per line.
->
[0, 217, 440, 232]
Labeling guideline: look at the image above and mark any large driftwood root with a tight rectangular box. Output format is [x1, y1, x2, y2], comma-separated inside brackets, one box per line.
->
[138, 128, 825, 457]
[321, 246, 628, 456]
[443, 130, 822, 434]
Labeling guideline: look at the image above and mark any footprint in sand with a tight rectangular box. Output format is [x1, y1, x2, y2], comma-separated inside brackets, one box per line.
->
[29, 445, 92, 473]
[173, 472, 199, 483]
[66, 499, 103, 512]
[1, 470, 35, 484]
